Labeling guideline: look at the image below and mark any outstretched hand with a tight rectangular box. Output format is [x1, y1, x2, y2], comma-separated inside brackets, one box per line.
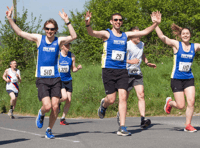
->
[151, 11, 161, 24]
[77, 65, 82, 70]
[6, 6, 13, 19]
[59, 9, 69, 22]
[147, 63, 157, 69]
[84, 10, 92, 24]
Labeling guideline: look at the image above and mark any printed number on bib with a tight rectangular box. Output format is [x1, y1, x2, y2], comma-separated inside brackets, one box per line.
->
[40, 66, 55, 76]
[11, 78, 18, 83]
[129, 67, 140, 74]
[111, 50, 125, 61]
[60, 65, 69, 73]
[179, 62, 192, 72]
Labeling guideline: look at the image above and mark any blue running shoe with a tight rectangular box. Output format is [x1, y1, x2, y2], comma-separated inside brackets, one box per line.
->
[98, 98, 107, 119]
[45, 128, 55, 139]
[117, 126, 131, 136]
[36, 109, 45, 128]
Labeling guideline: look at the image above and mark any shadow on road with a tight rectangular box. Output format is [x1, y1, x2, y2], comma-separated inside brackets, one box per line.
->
[0, 138, 29, 145]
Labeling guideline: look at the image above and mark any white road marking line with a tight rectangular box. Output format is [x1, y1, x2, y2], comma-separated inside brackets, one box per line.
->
[0, 126, 80, 143]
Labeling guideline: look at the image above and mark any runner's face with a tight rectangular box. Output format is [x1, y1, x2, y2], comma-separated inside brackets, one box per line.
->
[110, 15, 123, 30]
[62, 44, 70, 52]
[181, 29, 191, 43]
[131, 29, 140, 44]
[44, 23, 56, 37]
[10, 61, 17, 69]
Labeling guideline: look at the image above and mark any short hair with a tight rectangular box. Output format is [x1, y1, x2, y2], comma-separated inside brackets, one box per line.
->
[43, 19, 58, 30]
[10, 60, 16, 66]
[129, 26, 140, 31]
[111, 13, 123, 20]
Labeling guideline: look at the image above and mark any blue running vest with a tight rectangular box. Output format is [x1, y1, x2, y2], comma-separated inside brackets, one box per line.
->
[59, 51, 72, 81]
[36, 35, 60, 78]
[171, 42, 195, 79]
[101, 29, 127, 69]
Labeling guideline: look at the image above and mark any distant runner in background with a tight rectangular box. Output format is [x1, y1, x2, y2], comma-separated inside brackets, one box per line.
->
[59, 43, 82, 125]
[3, 60, 21, 119]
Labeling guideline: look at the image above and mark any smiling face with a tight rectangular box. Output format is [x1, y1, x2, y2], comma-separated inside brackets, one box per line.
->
[44, 23, 57, 38]
[110, 14, 123, 30]
[180, 28, 191, 43]
[131, 29, 141, 44]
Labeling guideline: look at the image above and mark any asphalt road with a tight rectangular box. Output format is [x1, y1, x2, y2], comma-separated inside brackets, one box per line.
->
[0, 114, 200, 148]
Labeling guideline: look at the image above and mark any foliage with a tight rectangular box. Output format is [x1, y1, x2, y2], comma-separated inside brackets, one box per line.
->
[62, 0, 200, 63]
[0, 8, 42, 71]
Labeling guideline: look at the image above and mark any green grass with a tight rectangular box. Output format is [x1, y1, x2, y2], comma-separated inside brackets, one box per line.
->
[1, 57, 200, 118]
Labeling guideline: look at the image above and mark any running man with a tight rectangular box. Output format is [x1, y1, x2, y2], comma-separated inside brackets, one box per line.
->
[117, 27, 156, 129]
[85, 11, 161, 136]
[155, 14, 200, 132]
[6, 6, 77, 138]
[59, 43, 82, 125]
[2, 60, 21, 119]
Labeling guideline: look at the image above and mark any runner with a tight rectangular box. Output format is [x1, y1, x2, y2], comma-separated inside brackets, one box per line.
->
[85, 11, 161, 136]
[155, 16, 200, 132]
[6, 6, 77, 138]
[2, 60, 21, 119]
[59, 43, 82, 125]
[117, 26, 156, 128]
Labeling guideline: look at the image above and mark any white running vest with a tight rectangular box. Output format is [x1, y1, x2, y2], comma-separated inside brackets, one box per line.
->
[6, 68, 20, 93]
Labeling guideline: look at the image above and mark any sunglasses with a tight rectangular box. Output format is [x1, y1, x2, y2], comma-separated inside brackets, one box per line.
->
[113, 19, 122, 22]
[45, 27, 56, 31]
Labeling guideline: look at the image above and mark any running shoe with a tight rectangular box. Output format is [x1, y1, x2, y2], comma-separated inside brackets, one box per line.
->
[45, 128, 55, 139]
[140, 119, 151, 129]
[36, 109, 45, 128]
[60, 118, 69, 125]
[117, 111, 120, 126]
[98, 98, 107, 119]
[164, 97, 172, 114]
[117, 126, 131, 136]
[8, 109, 15, 119]
[184, 124, 197, 132]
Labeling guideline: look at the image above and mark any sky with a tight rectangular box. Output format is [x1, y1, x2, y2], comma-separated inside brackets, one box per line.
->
[0, 0, 89, 32]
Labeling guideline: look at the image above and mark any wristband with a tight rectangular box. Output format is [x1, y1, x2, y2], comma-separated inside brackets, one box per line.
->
[86, 24, 90, 27]
[66, 21, 71, 25]
[146, 62, 149, 65]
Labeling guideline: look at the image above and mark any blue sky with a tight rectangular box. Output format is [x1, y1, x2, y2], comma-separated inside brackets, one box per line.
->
[0, 0, 89, 32]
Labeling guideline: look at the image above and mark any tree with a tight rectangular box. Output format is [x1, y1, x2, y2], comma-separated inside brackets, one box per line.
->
[0, 8, 42, 70]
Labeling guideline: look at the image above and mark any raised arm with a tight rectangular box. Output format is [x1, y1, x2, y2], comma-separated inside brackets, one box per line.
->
[126, 11, 161, 38]
[85, 11, 109, 40]
[71, 55, 82, 72]
[59, 9, 77, 46]
[6, 6, 40, 44]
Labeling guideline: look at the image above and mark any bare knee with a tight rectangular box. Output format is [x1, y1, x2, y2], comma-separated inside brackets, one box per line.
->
[107, 96, 116, 104]
[177, 104, 185, 110]
[43, 104, 52, 112]
[137, 92, 145, 101]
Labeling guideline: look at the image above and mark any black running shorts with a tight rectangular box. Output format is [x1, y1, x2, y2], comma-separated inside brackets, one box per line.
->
[171, 78, 194, 92]
[36, 77, 61, 101]
[102, 68, 129, 95]
[61, 80, 73, 92]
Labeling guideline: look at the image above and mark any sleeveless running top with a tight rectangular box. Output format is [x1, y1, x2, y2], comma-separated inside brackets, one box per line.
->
[6, 68, 20, 93]
[59, 51, 73, 81]
[101, 29, 127, 69]
[126, 40, 144, 75]
[171, 42, 195, 79]
[35, 35, 60, 78]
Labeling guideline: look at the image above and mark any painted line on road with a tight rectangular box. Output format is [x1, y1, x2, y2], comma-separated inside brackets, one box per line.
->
[0, 126, 80, 143]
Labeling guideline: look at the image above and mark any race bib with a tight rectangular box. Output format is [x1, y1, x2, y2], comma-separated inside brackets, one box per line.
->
[11, 78, 18, 83]
[40, 66, 55, 76]
[128, 67, 140, 75]
[60, 65, 69, 73]
[179, 62, 192, 72]
[111, 50, 125, 61]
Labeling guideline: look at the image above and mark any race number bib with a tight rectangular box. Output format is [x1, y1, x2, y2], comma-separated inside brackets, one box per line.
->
[111, 50, 125, 61]
[128, 67, 140, 75]
[60, 65, 69, 73]
[40, 66, 55, 76]
[179, 62, 192, 72]
[11, 78, 18, 83]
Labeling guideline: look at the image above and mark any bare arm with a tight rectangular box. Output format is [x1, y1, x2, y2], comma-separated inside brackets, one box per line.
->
[59, 9, 77, 46]
[127, 59, 139, 64]
[6, 6, 40, 44]
[85, 11, 109, 40]
[71, 56, 82, 72]
[142, 54, 156, 68]
[2, 69, 10, 83]
[194, 43, 200, 52]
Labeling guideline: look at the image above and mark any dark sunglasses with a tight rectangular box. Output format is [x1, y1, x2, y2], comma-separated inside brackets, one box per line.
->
[45, 27, 56, 31]
[113, 19, 122, 22]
